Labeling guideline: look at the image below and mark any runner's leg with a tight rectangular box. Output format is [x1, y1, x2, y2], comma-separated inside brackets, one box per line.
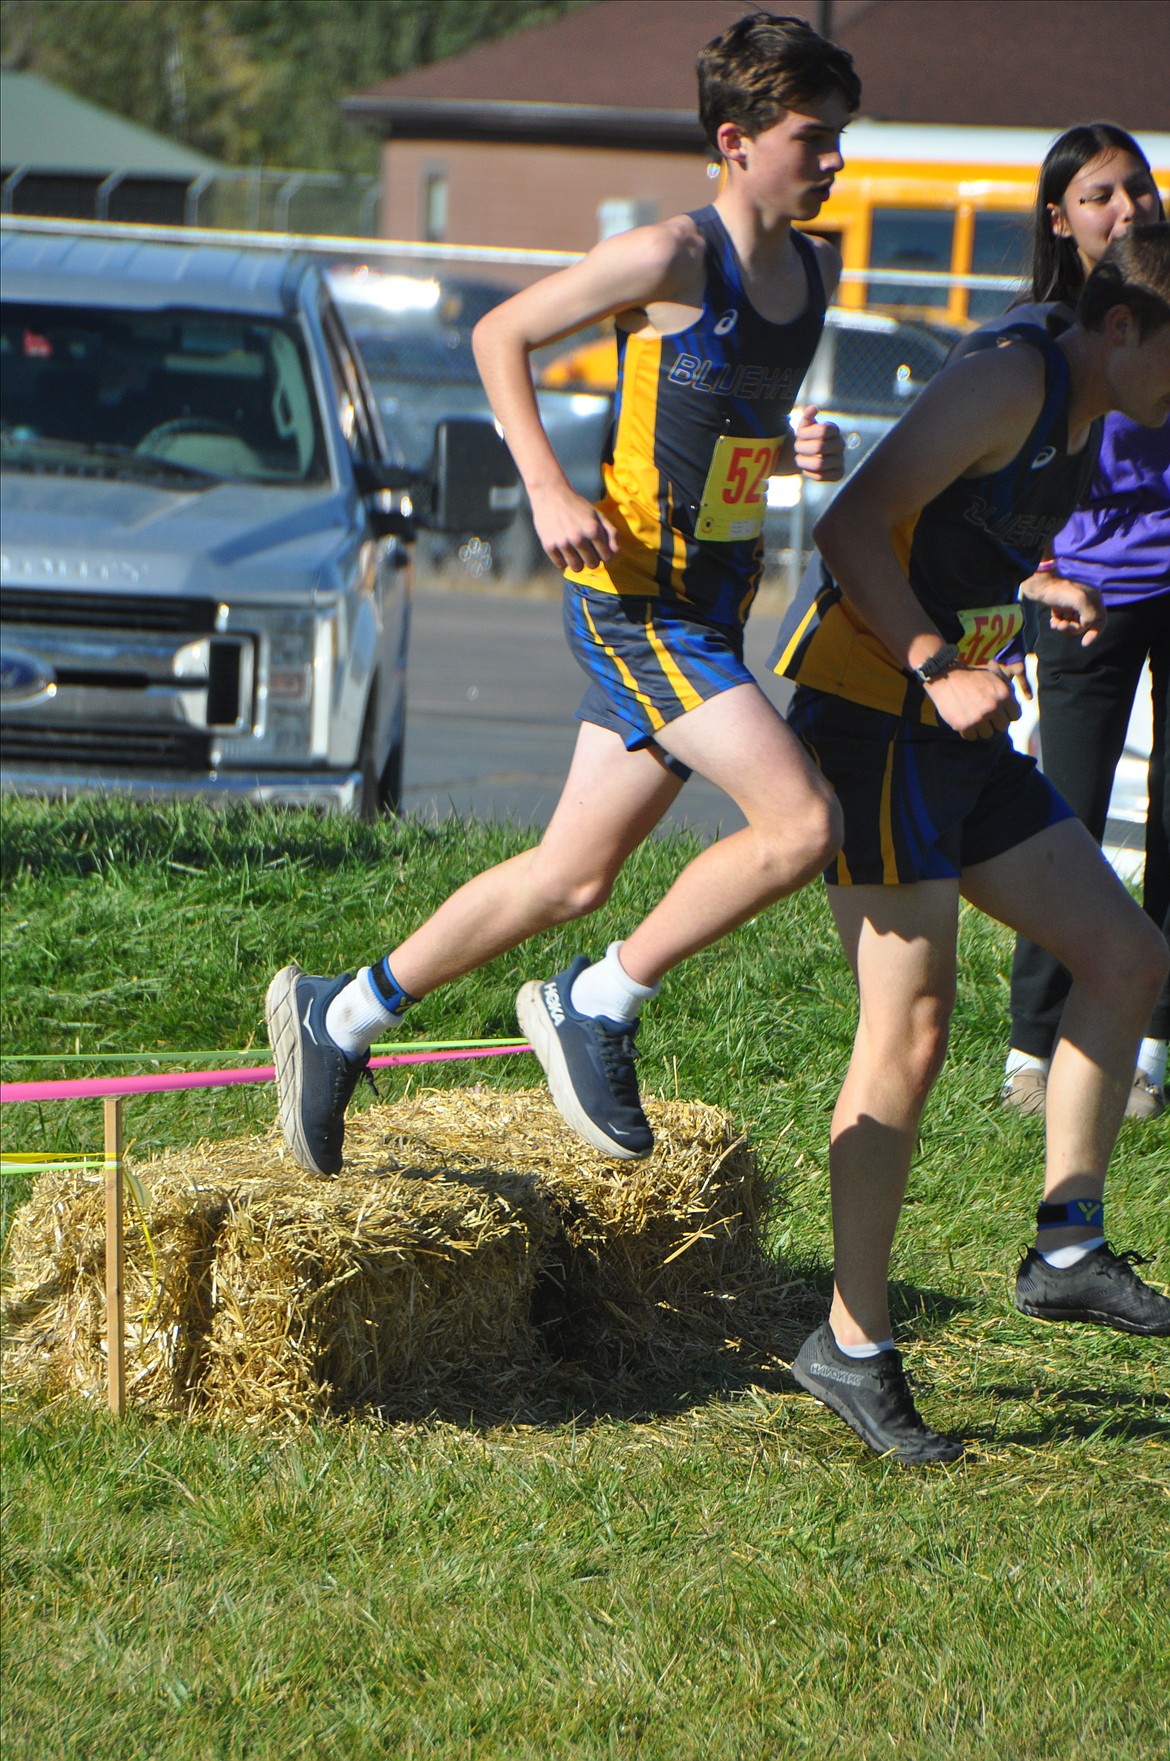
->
[822, 879, 959, 1345]
[389, 720, 685, 997]
[962, 817, 1168, 1224]
[616, 682, 842, 986]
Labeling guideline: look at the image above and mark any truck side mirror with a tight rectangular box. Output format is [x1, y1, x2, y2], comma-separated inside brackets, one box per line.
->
[426, 416, 522, 534]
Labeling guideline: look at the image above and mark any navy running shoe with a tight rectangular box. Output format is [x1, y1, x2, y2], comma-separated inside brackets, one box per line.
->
[1016, 1244, 1170, 1335]
[516, 956, 653, 1159]
[791, 1323, 964, 1465]
[265, 963, 369, 1176]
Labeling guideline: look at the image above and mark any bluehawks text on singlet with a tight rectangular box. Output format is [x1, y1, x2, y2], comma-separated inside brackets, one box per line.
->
[960, 498, 1066, 553]
[667, 357, 799, 399]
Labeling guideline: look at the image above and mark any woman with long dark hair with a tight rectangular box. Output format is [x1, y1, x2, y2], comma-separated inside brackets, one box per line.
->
[969, 124, 1168, 1121]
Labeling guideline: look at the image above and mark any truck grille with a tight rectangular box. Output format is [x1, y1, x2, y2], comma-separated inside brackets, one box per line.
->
[0, 589, 221, 634]
[0, 722, 212, 770]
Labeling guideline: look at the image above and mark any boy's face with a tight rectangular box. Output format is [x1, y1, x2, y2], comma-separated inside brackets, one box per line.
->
[723, 91, 851, 220]
[1105, 309, 1170, 427]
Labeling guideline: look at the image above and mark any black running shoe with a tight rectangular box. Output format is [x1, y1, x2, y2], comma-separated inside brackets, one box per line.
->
[1015, 1244, 1170, 1336]
[791, 1322, 964, 1465]
[265, 963, 369, 1176]
[516, 956, 653, 1159]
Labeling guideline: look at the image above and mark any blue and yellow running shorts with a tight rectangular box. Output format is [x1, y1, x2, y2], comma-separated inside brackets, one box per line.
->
[565, 584, 756, 778]
[788, 686, 1075, 886]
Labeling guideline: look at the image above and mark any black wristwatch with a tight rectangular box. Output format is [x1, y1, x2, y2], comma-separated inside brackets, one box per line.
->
[913, 643, 963, 686]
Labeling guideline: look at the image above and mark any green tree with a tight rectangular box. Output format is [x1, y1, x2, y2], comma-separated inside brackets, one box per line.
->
[0, 0, 588, 172]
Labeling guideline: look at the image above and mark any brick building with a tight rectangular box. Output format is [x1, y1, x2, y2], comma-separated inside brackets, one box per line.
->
[343, 0, 1170, 254]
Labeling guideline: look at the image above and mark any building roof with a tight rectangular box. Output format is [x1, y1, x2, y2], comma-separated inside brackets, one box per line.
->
[0, 70, 221, 177]
[345, 0, 1170, 137]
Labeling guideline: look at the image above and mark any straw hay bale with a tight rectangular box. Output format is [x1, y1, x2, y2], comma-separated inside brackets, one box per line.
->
[364, 1088, 777, 1368]
[1, 1159, 226, 1410]
[201, 1159, 551, 1422]
[2, 1087, 802, 1424]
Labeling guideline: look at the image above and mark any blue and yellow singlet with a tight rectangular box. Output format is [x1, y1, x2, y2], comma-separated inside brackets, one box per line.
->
[566, 206, 825, 628]
[771, 327, 1103, 718]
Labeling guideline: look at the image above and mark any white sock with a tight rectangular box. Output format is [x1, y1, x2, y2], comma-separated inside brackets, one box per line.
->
[325, 967, 403, 1059]
[1136, 1038, 1167, 1089]
[832, 1329, 895, 1359]
[570, 942, 659, 1025]
[1040, 1236, 1105, 1268]
[1005, 1048, 1049, 1080]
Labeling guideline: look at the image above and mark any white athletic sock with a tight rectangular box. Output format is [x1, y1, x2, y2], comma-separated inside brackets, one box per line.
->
[1004, 1048, 1049, 1080]
[570, 942, 659, 1025]
[1040, 1236, 1105, 1268]
[325, 967, 403, 1059]
[1136, 1038, 1167, 1090]
[832, 1329, 895, 1359]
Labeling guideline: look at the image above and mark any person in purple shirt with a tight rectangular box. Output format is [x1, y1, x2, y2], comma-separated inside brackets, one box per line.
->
[958, 124, 1168, 1122]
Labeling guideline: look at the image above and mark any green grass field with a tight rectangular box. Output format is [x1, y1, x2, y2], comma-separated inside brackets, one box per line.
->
[2, 798, 1167, 1760]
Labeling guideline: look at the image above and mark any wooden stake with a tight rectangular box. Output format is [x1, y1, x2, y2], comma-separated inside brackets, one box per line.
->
[104, 1097, 126, 1417]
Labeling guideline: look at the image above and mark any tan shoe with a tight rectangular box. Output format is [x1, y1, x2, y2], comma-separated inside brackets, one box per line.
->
[1126, 1072, 1166, 1121]
[1001, 1068, 1047, 1117]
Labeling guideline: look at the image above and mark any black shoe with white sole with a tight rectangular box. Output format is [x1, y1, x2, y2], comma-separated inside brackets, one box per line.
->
[265, 963, 369, 1177]
[791, 1322, 964, 1465]
[516, 956, 653, 1160]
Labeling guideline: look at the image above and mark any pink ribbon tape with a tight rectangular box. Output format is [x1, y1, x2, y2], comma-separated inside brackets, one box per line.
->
[0, 1043, 532, 1104]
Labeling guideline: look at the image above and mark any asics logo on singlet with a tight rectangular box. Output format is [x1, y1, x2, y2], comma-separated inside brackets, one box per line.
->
[542, 981, 566, 1027]
[714, 309, 739, 335]
[667, 356, 797, 399]
[1030, 445, 1057, 470]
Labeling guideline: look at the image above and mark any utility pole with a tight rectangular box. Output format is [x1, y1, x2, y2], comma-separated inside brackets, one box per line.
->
[817, 1, 834, 39]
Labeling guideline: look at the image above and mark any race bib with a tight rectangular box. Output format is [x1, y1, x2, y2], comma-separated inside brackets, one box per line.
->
[696, 435, 781, 542]
[956, 603, 1023, 668]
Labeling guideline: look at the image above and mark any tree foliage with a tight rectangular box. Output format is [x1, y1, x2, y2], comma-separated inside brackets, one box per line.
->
[0, 0, 588, 172]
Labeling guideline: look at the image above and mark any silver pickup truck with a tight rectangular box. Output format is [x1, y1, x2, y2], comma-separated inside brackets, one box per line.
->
[0, 228, 517, 816]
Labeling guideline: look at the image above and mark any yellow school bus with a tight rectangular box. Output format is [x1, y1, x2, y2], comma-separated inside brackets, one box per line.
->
[803, 120, 1170, 326]
[540, 122, 1170, 388]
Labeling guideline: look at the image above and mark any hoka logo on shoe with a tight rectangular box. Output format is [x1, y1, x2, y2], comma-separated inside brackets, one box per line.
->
[543, 982, 565, 1026]
[810, 1359, 864, 1387]
[302, 1003, 320, 1046]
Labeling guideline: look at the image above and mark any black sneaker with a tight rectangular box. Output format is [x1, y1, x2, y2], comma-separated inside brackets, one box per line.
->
[265, 963, 369, 1176]
[516, 956, 653, 1159]
[791, 1322, 964, 1465]
[1015, 1244, 1170, 1336]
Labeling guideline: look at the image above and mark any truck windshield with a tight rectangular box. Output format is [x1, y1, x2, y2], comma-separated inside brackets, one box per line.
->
[1, 304, 328, 485]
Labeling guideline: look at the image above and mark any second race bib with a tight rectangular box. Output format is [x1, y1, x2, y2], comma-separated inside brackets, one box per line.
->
[956, 603, 1024, 668]
[696, 435, 782, 542]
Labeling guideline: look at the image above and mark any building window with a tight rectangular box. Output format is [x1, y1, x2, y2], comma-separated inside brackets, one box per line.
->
[423, 171, 448, 243]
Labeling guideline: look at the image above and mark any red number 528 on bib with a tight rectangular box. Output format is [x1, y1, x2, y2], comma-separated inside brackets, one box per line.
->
[696, 435, 782, 542]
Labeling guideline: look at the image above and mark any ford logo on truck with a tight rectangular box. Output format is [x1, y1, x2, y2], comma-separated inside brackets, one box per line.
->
[0, 647, 56, 704]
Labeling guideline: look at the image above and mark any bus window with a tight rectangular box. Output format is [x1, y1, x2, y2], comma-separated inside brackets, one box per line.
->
[968, 211, 1031, 320]
[868, 208, 953, 309]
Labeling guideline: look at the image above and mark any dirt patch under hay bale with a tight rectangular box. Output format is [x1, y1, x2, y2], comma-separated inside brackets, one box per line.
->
[2, 1088, 814, 1424]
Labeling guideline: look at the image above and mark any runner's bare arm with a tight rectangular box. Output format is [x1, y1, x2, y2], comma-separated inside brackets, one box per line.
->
[472, 219, 706, 572]
[813, 345, 1048, 738]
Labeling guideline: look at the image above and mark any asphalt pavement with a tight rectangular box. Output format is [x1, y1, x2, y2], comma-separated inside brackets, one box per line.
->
[401, 582, 794, 837]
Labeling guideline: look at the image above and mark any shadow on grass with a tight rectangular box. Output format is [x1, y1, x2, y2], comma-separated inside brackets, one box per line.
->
[964, 1382, 1170, 1449]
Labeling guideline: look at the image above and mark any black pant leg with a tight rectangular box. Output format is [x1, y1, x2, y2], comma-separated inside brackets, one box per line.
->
[1008, 603, 1150, 1056]
[1144, 602, 1170, 1038]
